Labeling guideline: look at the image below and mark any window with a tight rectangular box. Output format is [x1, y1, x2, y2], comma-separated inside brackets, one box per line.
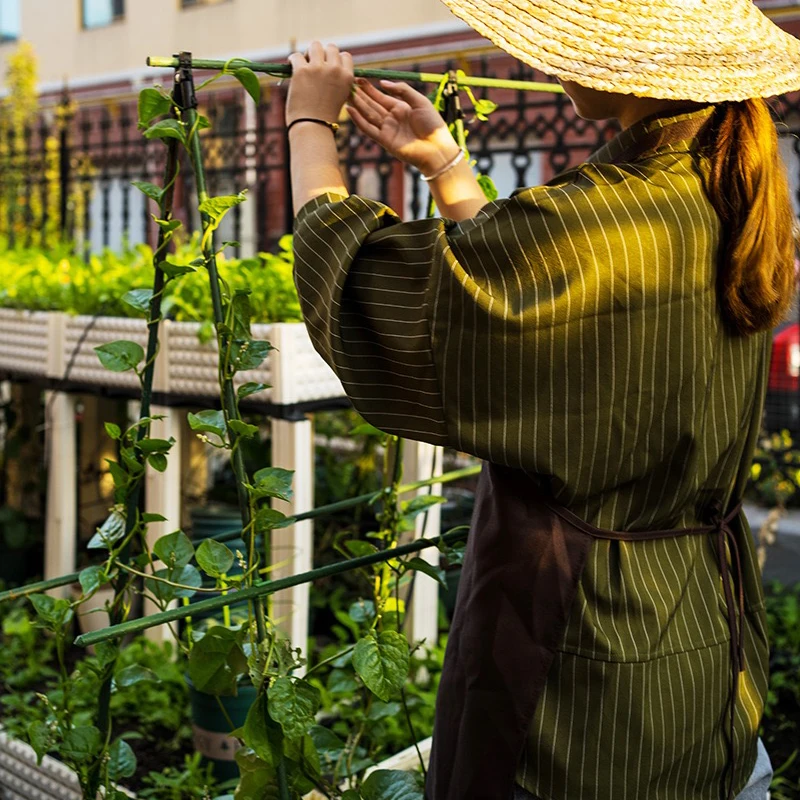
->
[82, 0, 124, 29]
[0, 0, 20, 43]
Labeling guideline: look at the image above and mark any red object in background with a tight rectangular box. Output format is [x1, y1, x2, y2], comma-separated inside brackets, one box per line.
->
[769, 323, 800, 392]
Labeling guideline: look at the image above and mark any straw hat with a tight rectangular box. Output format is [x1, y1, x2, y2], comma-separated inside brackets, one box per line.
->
[439, 0, 800, 102]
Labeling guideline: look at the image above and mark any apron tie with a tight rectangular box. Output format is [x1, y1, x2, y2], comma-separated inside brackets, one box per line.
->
[710, 500, 745, 800]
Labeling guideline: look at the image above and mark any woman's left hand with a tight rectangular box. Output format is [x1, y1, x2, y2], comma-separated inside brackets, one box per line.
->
[286, 42, 354, 126]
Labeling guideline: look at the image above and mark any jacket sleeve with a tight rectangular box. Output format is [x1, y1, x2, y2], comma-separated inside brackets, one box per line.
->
[292, 177, 595, 468]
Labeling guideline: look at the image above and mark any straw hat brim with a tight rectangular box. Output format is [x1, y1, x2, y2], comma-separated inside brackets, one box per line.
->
[440, 0, 800, 102]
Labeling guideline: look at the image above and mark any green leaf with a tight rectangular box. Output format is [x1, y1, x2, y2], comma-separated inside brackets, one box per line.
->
[229, 419, 259, 439]
[403, 556, 446, 587]
[342, 540, 379, 558]
[144, 118, 186, 144]
[145, 563, 202, 603]
[157, 259, 196, 278]
[95, 640, 119, 667]
[244, 693, 282, 766]
[61, 725, 102, 763]
[232, 339, 273, 371]
[368, 701, 402, 721]
[28, 721, 50, 765]
[238, 382, 269, 400]
[196, 538, 235, 578]
[115, 664, 160, 687]
[87, 508, 128, 549]
[138, 437, 174, 455]
[138, 88, 172, 128]
[403, 495, 446, 518]
[95, 340, 144, 373]
[142, 512, 167, 523]
[349, 422, 387, 437]
[349, 598, 376, 624]
[153, 216, 182, 233]
[153, 531, 195, 568]
[328, 669, 358, 694]
[188, 626, 248, 696]
[234, 67, 261, 105]
[231, 289, 252, 339]
[131, 180, 164, 205]
[104, 422, 121, 440]
[29, 594, 74, 629]
[148, 453, 168, 472]
[122, 288, 154, 314]
[267, 676, 321, 740]
[473, 98, 498, 120]
[477, 173, 498, 203]
[78, 565, 105, 595]
[251, 467, 294, 502]
[361, 769, 424, 800]
[254, 507, 290, 534]
[353, 631, 409, 702]
[187, 409, 227, 439]
[199, 191, 247, 227]
[107, 738, 137, 781]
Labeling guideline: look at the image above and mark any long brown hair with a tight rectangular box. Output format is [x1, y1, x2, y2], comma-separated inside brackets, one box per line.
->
[702, 98, 797, 336]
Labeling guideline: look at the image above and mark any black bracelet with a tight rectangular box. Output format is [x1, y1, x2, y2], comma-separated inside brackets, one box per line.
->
[287, 117, 340, 136]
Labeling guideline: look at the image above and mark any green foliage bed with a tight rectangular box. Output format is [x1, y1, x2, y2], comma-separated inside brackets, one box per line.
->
[0, 235, 302, 325]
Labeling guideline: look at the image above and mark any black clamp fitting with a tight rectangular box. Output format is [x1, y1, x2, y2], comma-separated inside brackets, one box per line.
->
[174, 51, 198, 111]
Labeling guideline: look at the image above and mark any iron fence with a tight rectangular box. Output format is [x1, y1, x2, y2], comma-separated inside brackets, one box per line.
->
[2, 55, 800, 440]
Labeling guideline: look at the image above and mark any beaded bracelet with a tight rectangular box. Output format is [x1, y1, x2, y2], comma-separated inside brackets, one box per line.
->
[421, 150, 465, 182]
[287, 117, 341, 135]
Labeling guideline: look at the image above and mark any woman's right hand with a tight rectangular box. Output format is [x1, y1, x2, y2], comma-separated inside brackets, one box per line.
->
[347, 79, 461, 178]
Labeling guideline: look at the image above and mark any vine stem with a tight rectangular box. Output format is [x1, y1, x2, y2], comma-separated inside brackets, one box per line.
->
[178, 60, 267, 645]
[83, 105, 182, 800]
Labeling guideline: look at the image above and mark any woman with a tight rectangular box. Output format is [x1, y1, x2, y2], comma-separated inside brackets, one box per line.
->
[286, 1, 799, 798]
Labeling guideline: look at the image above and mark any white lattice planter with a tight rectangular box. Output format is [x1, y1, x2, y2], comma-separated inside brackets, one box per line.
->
[0, 311, 344, 406]
[0, 309, 49, 379]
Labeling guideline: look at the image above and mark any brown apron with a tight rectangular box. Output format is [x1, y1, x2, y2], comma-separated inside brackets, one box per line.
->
[425, 462, 746, 800]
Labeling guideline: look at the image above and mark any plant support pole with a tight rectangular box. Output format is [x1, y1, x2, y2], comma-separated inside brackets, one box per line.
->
[75, 527, 467, 647]
[0, 465, 482, 603]
[176, 52, 268, 643]
[146, 56, 565, 95]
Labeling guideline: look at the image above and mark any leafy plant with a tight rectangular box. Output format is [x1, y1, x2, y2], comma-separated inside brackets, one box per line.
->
[138, 752, 218, 800]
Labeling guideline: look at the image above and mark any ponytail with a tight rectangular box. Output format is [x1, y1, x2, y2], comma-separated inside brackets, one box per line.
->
[702, 98, 797, 336]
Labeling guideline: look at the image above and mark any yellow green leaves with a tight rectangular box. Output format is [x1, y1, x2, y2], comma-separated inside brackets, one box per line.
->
[138, 88, 172, 130]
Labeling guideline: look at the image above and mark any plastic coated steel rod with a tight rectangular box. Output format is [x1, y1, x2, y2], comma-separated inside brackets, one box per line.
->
[0, 464, 481, 603]
[74, 527, 468, 647]
[146, 56, 565, 94]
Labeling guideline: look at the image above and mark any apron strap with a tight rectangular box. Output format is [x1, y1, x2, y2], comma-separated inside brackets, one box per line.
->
[536, 491, 746, 800]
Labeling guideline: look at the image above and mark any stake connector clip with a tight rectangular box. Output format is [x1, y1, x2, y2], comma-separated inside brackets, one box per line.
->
[174, 51, 198, 111]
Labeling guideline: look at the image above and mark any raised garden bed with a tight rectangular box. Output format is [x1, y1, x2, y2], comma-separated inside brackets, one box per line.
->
[0, 309, 344, 409]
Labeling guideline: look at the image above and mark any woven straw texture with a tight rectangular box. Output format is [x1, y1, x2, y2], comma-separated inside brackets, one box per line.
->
[440, 0, 800, 101]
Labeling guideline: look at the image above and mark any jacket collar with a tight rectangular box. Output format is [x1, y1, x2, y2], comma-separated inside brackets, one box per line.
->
[588, 105, 715, 166]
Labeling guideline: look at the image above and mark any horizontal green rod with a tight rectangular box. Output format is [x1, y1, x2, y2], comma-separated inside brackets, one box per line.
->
[146, 56, 564, 94]
[209, 463, 481, 544]
[0, 464, 481, 603]
[74, 527, 468, 647]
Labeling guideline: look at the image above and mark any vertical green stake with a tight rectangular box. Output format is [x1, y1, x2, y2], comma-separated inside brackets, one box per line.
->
[175, 52, 267, 644]
[176, 51, 287, 800]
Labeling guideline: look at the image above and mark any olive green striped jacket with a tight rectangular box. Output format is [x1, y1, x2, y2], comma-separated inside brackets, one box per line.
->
[293, 105, 771, 799]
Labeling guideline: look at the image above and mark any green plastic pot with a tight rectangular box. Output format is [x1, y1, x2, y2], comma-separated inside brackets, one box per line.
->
[188, 677, 257, 784]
